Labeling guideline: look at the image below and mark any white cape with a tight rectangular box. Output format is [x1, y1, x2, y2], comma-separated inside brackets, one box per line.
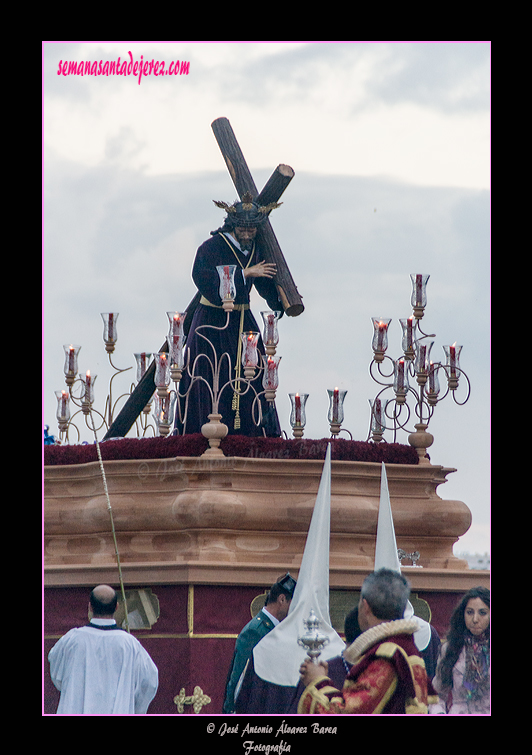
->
[253, 444, 345, 687]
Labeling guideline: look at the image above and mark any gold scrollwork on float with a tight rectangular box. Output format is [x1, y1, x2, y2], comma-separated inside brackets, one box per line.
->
[174, 686, 211, 714]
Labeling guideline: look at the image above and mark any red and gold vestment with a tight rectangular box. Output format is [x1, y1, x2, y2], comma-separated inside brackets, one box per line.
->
[298, 618, 438, 715]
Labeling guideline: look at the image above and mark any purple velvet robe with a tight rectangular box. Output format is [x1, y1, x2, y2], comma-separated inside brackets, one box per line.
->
[175, 233, 282, 437]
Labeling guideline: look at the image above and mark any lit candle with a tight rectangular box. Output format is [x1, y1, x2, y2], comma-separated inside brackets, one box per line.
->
[396, 360, 405, 391]
[262, 355, 281, 394]
[154, 352, 170, 391]
[332, 387, 339, 422]
[85, 370, 92, 402]
[429, 362, 436, 392]
[55, 389, 71, 424]
[245, 332, 254, 365]
[295, 393, 301, 424]
[449, 343, 456, 376]
[64, 344, 81, 383]
[241, 331, 259, 369]
[372, 318, 391, 357]
[416, 274, 423, 306]
[377, 322, 386, 351]
[172, 313, 181, 334]
[407, 317, 413, 348]
[289, 392, 307, 436]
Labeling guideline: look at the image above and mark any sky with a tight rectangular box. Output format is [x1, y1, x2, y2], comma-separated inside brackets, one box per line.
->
[43, 41, 490, 556]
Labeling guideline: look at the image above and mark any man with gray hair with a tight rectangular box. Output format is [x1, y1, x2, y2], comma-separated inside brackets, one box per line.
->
[299, 569, 437, 714]
[359, 567, 410, 621]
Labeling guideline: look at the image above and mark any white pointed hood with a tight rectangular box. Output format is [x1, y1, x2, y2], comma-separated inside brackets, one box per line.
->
[375, 462, 432, 651]
[252, 444, 345, 686]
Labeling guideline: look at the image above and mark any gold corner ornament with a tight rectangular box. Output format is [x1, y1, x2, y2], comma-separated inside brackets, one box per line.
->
[174, 686, 212, 714]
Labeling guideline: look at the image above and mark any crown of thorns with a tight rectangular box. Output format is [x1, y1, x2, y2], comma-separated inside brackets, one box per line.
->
[213, 191, 282, 222]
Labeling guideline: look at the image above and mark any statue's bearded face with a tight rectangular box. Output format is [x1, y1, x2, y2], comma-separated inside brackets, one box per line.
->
[234, 225, 257, 251]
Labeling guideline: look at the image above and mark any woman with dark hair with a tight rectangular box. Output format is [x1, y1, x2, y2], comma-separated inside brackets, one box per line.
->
[430, 586, 490, 714]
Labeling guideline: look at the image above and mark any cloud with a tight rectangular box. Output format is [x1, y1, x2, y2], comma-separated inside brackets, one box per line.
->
[43, 42, 490, 187]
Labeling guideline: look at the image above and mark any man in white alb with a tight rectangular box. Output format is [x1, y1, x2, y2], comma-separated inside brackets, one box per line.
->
[48, 585, 159, 714]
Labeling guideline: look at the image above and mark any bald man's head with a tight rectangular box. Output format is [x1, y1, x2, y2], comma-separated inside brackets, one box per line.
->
[90, 585, 118, 617]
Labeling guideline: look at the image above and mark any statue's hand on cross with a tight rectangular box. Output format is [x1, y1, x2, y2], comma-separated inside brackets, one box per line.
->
[244, 261, 277, 279]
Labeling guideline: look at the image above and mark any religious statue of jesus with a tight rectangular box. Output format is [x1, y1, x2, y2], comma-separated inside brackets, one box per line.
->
[174, 193, 284, 437]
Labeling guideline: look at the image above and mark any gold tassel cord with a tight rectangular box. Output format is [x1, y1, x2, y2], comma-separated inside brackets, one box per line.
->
[87, 408, 130, 632]
[232, 306, 246, 430]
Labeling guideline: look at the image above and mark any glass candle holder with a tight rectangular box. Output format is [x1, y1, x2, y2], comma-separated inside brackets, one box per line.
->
[167, 311, 186, 336]
[241, 331, 260, 369]
[443, 343, 462, 390]
[443, 343, 462, 376]
[55, 389, 70, 426]
[166, 311, 186, 371]
[369, 397, 387, 440]
[289, 393, 308, 431]
[410, 274, 430, 318]
[261, 310, 281, 355]
[414, 340, 434, 385]
[154, 352, 170, 396]
[101, 313, 119, 353]
[262, 355, 281, 400]
[63, 344, 81, 385]
[167, 333, 185, 369]
[426, 362, 441, 404]
[216, 264, 237, 306]
[399, 317, 415, 359]
[371, 318, 391, 361]
[154, 391, 177, 436]
[327, 387, 347, 426]
[80, 371, 96, 407]
[393, 359, 410, 403]
[134, 352, 153, 383]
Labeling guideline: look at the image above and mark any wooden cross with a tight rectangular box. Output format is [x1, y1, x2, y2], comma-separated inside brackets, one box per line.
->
[211, 117, 303, 317]
[103, 117, 302, 440]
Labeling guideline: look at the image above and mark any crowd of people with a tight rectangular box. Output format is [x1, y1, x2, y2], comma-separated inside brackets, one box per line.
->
[47, 576, 490, 715]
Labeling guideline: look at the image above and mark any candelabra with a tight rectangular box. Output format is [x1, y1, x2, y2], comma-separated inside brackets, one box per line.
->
[53, 269, 284, 447]
[56, 315, 155, 443]
[367, 274, 471, 461]
[53, 272, 469, 453]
